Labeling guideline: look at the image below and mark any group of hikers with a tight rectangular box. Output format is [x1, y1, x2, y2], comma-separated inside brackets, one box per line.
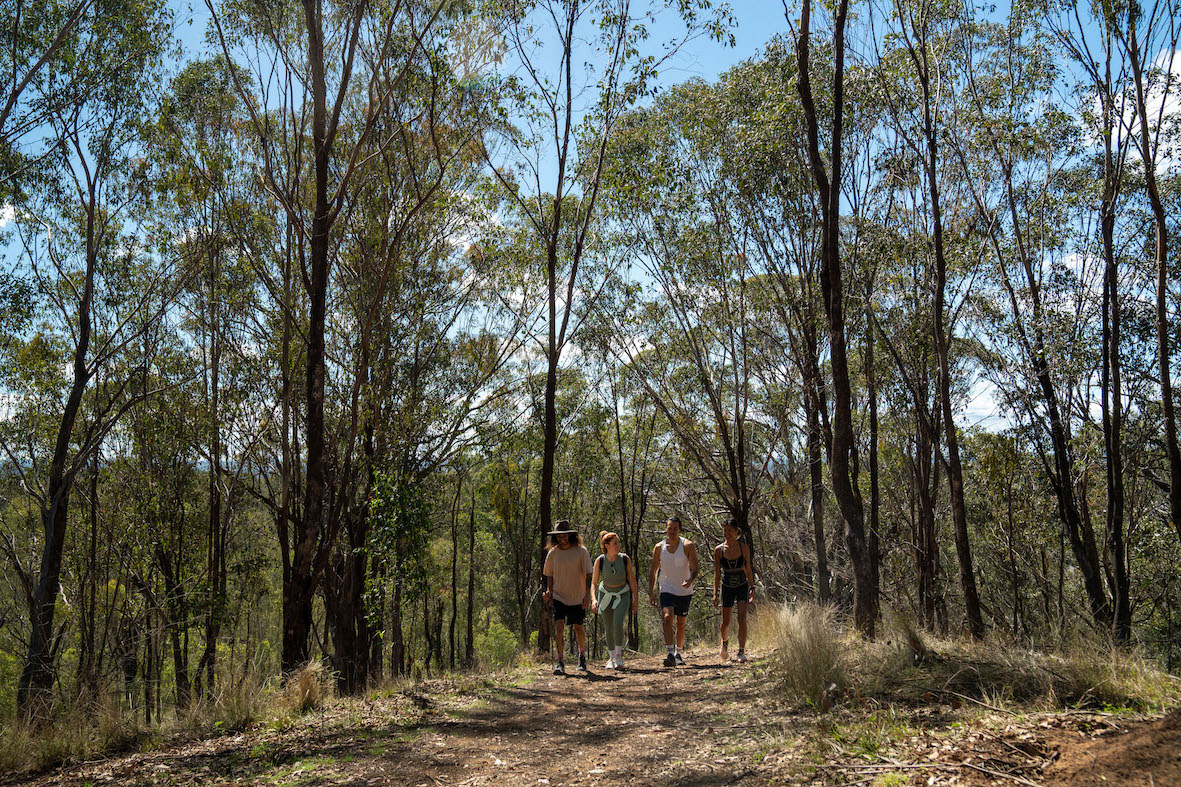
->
[541, 515, 754, 675]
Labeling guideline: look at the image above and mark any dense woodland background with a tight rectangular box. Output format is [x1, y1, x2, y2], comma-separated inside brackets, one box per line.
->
[2, 0, 1181, 729]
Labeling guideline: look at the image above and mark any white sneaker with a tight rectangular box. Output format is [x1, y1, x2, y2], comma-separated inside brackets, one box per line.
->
[604, 656, 616, 669]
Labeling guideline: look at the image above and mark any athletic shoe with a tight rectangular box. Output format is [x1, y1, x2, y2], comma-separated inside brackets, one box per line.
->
[663, 652, 677, 667]
[720, 642, 729, 661]
[577, 653, 588, 672]
[675, 652, 686, 666]
[553, 660, 565, 675]
[604, 656, 616, 669]
[736, 650, 747, 663]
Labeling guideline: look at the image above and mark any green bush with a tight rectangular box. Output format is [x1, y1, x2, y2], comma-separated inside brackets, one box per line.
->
[476, 620, 520, 667]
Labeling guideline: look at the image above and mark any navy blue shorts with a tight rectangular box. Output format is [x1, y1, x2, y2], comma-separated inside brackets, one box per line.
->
[659, 592, 692, 617]
[553, 599, 586, 625]
[721, 582, 750, 608]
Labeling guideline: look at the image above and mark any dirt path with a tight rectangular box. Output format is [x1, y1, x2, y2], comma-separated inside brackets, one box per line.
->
[11, 648, 779, 787]
[7, 648, 1178, 786]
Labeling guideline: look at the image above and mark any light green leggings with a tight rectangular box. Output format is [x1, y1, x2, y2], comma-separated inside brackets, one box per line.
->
[599, 588, 630, 651]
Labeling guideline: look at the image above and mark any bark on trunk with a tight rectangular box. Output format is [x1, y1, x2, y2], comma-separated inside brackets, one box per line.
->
[795, 0, 876, 635]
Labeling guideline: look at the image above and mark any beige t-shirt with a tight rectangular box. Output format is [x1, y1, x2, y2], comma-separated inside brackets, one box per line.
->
[543, 544, 593, 606]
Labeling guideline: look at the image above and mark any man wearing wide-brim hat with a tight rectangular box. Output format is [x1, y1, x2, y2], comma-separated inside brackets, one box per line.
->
[542, 520, 593, 674]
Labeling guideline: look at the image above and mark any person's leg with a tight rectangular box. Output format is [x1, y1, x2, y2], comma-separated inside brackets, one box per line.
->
[675, 614, 687, 650]
[601, 607, 616, 654]
[610, 601, 627, 663]
[736, 599, 749, 653]
[574, 624, 586, 656]
[720, 605, 732, 657]
[660, 604, 677, 665]
[661, 607, 676, 647]
[554, 618, 565, 661]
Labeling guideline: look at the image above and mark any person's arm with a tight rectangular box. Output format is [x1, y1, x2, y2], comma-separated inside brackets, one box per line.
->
[683, 541, 699, 589]
[713, 545, 723, 606]
[743, 543, 755, 601]
[590, 556, 602, 612]
[541, 552, 553, 602]
[626, 555, 639, 611]
[648, 544, 661, 604]
[583, 550, 593, 609]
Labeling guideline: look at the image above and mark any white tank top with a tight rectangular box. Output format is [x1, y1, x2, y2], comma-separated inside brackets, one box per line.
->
[658, 539, 693, 596]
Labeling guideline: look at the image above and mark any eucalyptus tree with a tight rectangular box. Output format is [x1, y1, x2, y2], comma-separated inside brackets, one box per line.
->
[971, 2, 1124, 632]
[326, 142, 522, 690]
[869, 208, 948, 626]
[150, 54, 263, 700]
[471, 0, 732, 650]
[1114, 0, 1181, 564]
[206, 0, 459, 674]
[601, 77, 787, 576]
[1, 0, 182, 719]
[872, 0, 984, 637]
[793, 0, 880, 634]
[700, 37, 834, 602]
[0, 0, 95, 191]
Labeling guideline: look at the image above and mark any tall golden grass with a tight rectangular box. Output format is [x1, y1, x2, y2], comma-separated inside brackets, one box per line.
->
[755, 602, 1181, 712]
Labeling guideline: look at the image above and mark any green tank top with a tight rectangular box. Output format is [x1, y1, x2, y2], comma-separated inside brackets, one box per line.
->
[597, 554, 630, 591]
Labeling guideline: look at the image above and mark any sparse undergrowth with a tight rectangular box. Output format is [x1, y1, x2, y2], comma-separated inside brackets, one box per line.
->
[755, 602, 1181, 714]
[0, 656, 539, 779]
[3, 608, 1179, 784]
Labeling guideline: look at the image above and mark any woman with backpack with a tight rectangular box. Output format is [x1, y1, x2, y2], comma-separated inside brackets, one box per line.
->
[590, 530, 639, 669]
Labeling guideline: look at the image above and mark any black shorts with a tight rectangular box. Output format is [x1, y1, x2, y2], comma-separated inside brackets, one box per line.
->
[721, 583, 750, 608]
[553, 599, 586, 625]
[659, 592, 692, 617]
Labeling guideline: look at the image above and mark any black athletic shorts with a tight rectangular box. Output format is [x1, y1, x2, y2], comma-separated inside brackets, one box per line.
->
[721, 582, 750, 608]
[553, 599, 586, 625]
[659, 592, 692, 617]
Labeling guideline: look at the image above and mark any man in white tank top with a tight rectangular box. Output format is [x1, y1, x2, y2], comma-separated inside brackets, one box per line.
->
[647, 516, 699, 667]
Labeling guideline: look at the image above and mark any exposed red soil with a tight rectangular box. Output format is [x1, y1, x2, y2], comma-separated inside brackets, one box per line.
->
[1042, 708, 1181, 786]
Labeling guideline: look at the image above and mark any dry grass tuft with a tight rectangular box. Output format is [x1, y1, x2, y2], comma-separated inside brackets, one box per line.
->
[763, 602, 849, 709]
[859, 621, 1181, 711]
[281, 661, 334, 714]
[0, 692, 147, 775]
[759, 606, 1181, 714]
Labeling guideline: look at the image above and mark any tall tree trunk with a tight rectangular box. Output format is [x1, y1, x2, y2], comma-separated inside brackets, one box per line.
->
[390, 581, 405, 677]
[796, 0, 877, 636]
[285, 0, 332, 674]
[1128, 23, 1170, 639]
[199, 247, 223, 697]
[465, 491, 476, 669]
[804, 338, 829, 604]
[18, 201, 98, 720]
[866, 306, 881, 625]
[450, 474, 461, 671]
[912, 42, 983, 638]
[915, 391, 941, 628]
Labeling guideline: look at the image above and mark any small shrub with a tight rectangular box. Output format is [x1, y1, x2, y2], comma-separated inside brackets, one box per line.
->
[476, 620, 521, 667]
[765, 602, 848, 708]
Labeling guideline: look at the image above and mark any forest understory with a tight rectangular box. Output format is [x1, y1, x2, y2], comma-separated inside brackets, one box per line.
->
[3, 631, 1178, 787]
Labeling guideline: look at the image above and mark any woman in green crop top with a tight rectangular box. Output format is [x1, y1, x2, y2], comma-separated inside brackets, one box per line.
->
[591, 530, 639, 669]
